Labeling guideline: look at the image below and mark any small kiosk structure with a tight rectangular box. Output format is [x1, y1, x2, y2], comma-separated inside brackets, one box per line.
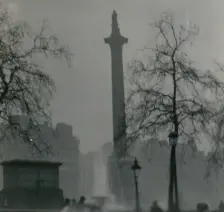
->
[0, 159, 64, 209]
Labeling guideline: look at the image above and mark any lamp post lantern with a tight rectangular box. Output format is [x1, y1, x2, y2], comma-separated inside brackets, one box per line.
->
[168, 132, 179, 212]
[131, 157, 141, 212]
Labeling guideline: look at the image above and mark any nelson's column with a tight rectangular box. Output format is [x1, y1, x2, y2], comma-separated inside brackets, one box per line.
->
[104, 11, 134, 204]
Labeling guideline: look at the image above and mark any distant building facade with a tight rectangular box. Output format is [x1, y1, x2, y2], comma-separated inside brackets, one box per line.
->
[54, 123, 80, 199]
[134, 141, 221, 209]
[0, 115, 80, 199]
[0, 160, 64, 209]
[100, 142, 113, 161]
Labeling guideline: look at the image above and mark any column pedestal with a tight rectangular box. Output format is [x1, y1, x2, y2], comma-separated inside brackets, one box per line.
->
[107, 154, 134, 205]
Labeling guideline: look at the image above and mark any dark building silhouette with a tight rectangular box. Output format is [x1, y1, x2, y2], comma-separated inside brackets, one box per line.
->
[0, 115, 80, 199]
[0, 160, 64, 209]
[54, 123, 80, 199]
[104, 11, 133, 205]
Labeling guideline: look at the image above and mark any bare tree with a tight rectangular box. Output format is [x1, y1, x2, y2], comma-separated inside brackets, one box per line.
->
[126, 12, 224, 159]
[0, 5, 72, 155]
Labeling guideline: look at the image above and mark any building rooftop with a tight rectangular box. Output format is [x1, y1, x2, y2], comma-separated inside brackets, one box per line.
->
[0, 159, 62, 166]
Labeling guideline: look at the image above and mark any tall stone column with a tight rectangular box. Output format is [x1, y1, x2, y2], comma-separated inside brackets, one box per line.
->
[104, 11, 133, 205]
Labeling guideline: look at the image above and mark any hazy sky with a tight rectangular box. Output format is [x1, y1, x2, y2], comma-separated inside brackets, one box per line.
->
[3, 0, 224, 152]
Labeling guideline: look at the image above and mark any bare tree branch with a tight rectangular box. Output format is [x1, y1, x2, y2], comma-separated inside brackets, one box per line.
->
[126, 12, 224, 165]
[0, 4, 73, 156]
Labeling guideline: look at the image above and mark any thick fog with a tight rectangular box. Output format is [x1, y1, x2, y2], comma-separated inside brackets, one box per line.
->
[1, 0, 224, 211]
[4, 0, 224, 152]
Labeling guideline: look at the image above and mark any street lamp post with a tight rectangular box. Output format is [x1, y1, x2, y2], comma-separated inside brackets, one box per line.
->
[168, 132, 179, 212]
[131, 157, 142, 212]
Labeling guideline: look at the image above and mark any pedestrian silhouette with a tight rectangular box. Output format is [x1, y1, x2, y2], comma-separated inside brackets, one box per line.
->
[150, 200, 163, 212]
[61, 198, 70, 208]
[197, 202, 209, 212]
[78, 196, 86, 204]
